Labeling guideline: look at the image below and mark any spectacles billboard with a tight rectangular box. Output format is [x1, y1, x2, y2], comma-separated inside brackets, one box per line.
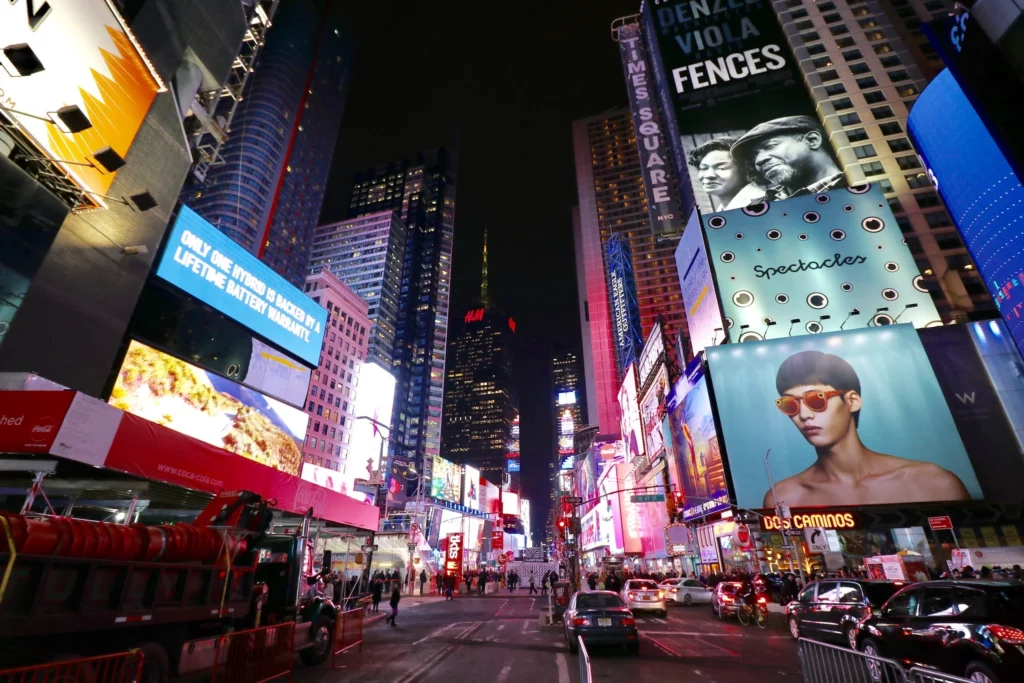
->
[704, 185, 942, 342]
[706, 325, 982, 510]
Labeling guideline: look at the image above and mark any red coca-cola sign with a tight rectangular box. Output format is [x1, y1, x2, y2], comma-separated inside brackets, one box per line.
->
[0, 391, 74, 452]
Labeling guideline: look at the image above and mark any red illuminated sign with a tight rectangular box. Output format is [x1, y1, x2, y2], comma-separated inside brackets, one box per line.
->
[508, 317, 516, 333]
[445, 532, 464, 578]
[464, 309, 485, 323]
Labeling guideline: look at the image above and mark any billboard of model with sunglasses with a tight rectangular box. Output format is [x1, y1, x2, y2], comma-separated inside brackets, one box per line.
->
[707, 325, 981, 510]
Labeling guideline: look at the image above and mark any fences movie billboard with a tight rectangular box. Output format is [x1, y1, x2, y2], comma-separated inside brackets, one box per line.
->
[704, 185, 941, 342]
[618, 22, 686, 237]
[667, 356, 729, 521]
[706, 325, 981, 510]
[675, 207, 725, 356]
[606, 233, 645, 379]
[645, 0, 845, 214]
[156, 207, 327, 367]
[908, 70, 1024, 359]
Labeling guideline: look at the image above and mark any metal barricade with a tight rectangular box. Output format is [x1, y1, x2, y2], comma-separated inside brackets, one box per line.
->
[577, 636, 592, 683]
[211, 622, 295, 683]
[907, 667, 973, 683]
[798, 638, 907, 683]
[0, 650, 144, 683]
[332, 607, 365, 668]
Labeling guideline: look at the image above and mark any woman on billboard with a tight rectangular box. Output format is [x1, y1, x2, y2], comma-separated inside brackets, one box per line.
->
[764, 350, 970, 507]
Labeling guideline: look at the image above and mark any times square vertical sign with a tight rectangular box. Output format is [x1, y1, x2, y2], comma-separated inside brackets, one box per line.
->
[618, 22, 686, 237]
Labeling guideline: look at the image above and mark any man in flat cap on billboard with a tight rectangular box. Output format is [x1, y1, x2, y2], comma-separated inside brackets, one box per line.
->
[731, 115, 846, 203]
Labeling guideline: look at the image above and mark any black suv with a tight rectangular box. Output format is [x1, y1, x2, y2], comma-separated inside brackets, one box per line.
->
[854, 580, 1024, 683]
[786, 579, 906, 648]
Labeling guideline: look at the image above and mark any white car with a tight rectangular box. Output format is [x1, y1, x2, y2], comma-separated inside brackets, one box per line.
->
[620, 579, 667, 617]
[659, 578, 712, 606]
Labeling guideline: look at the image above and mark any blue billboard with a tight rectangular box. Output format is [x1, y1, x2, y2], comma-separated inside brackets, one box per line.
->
[704, 185, 942, 341]
[606, 232, 644, 380]
[156, 206, 327, 366]
[908, 70, 1024, 359]
[706, 325, 981, 510]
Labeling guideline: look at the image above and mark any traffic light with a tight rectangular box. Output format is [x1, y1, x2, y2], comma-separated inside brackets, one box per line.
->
[557, 517, 568, 538]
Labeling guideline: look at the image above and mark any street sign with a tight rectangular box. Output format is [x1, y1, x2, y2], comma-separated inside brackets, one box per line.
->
[630, 494, 666, 503]
[780, 544, 795, 550]
[929, 516, 954, 531]
[804, 527, 829, 553]
[779, 504, 792, 520]
[407, 543, 416, 551]
[563, 496, 582, 505]
[361, 544, 378, 552]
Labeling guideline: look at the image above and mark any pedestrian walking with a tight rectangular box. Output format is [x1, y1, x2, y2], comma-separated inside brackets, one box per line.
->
[444, 573, 455, 600]
[480, 571, 488, 595]
[420, 569, 427, 596]
[587, 573, 597, 591]
[385, 584, 401, 626]
[436, 573, 443, 595]
[528, 572, 537, 594]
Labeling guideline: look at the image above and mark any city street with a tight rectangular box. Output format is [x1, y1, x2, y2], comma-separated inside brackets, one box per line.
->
[297, 595, 803, 683]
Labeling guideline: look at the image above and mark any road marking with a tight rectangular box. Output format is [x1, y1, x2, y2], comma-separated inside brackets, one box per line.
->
[556, 653, 569, 683]
[496, 663, 513, 683]
[639, 630, 782, 637]
[647, 635, 682, 657]
[695, 636, 740, 657]
[396, 621, 485, 683]
[411, 621, 461, 645]
[497, 624, 505, 631]
[521, 619, 531, 634]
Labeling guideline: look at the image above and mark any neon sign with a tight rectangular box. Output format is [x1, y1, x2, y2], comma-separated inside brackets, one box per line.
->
[464, 308, 485, 323]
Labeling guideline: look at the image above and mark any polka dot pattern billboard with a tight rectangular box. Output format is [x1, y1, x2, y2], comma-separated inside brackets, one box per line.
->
[703, 185, 941, 343]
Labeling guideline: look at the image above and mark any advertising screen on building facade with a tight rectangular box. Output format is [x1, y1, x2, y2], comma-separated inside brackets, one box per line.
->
[644, 0, 846, 214]
[463, 464, 480, 510]
[0, 0, 163, 209]
[109, 340, 308, 475]
[618, 364, 646, 462]
[667, 356, 729, 521]
[431, 455, 462, 504]
[675, 207, 725, 356]
[156, 207, 327, 367]
[606, 233, 645, 379]
[348, 363, 395, 485]
[640, 363, 671, 459]
[300, 461, 370, 504]
[908, 70, 1024, 359]
[707, 325, 982, 510]
[618, 22, 686, 237]
[704, 185, 942, 342]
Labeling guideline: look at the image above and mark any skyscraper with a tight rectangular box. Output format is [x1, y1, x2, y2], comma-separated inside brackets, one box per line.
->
[307, 210, 408, 367]
[552, 350, 587, 464]
[346, 148, 457, 492]
[572, 109, 686, 435]
[182, 0, 351, 287]
[441, 236, 518, 484]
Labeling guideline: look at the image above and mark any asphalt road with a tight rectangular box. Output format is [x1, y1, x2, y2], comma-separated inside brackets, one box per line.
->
[294, 594, 805, 683]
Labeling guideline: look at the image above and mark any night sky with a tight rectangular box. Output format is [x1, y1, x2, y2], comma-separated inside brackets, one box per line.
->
[320, 0, 639, 531]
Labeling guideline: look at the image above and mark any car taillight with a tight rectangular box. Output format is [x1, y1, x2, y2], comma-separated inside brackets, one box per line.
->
[573, 617, 589, 626]
[988, 625, 1024, 645]
[757, 596, 767, 604]
[621, 617, 636, 626]
[658, 591, 665, 599]
[628, 592, 637, 599]
[670, 588, 679, 593]
[721, 595, 734, 603]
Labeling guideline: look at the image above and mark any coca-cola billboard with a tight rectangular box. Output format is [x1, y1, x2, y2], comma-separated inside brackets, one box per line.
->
[0, 390, 74, 452]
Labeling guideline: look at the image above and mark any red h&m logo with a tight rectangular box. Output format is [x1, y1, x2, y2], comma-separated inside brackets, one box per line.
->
[464, 309, 484, 323]
[508, 317, 516, 333]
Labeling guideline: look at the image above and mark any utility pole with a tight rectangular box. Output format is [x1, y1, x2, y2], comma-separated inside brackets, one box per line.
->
[765, 449, 808, 584]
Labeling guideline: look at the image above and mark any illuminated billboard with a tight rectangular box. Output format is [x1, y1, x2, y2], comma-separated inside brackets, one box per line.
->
[463, 464, 480, 510]
[643, 1, 845, 214]
[639, 364, 670, 459]
[618, 364, 646, 461]
[502, 491, 520, 516]
[156, 207, 327, 366]
[675, 207, 725, 356]
[707, 325, 981, 510]
[558, 391, 577, 405]
[0, 0, 164, 208]
[704, 185, 941, 342]
[430, 455, 462, 504]
[908, 70, 1024, 358]
[607, 233, 644, 379]
[109, 340, 307, 475]
[301, 462, 370, 504]
[507, 458, 520, 472]
[348, 363, 396, 484]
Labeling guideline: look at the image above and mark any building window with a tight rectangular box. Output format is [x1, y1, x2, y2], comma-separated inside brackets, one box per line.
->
[945, 253, 974, 270]
[860, 161, 886, 176]
[935, 233, 963, 250]
[849, 62, 872, 75]
[859, 17, 879, 29]
[864, 90, 887, 104]
[856, 76, 879, 89]
[897, 84, 919, 98]
[887, 138, 914, 152]
[795, 20, 814, 31]
[807, 43, 827, 55]
[820, 69, 840, 82]
[866, 31, 886, 42]
[906, 172, 931, 189]
[823, 12, 842, 23]
[925, 211, 953, 229]
[888, 197, 905, 213]
[846, 128, 869, 142]
[871, 106, 896, 120]
[916, 191, 942, 208]
[879, 121, 904, 136]
[829, 25, 849, 36]
[854, 144, 877, 159]
[880, 55, 902, 68]
[843, 49, 863, 62]
[825, 83, 848, 96]
[836, 37, 856, 48]
[813, 56, 835, 69]
[877, 178, 894, 193]
[874, 42, 894, 55]
[833, 97, 855, 111]
[839, 112, 862, 125]
[888, 69, 910, 82]
[896, 154, 922, 170]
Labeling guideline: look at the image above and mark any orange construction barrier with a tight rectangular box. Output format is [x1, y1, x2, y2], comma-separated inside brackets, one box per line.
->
[331, 607, 365, 668]
[0, 650, 143, 683]
[211, 622, 294, 683]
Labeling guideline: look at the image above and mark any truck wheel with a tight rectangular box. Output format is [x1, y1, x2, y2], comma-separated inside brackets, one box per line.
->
[136, 641, 170, 683]
[299, 616, 334, 667]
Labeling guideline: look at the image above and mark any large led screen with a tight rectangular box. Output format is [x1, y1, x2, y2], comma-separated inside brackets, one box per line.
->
[705, 185, 941, 342]
[675, 207, 725, 356]
[667, 356, 729, 521]
[463, 465, 480, 510]
[707, 325, 982, 510]
[348, 363, 395, 483]
[908, 70, 1024, 358]
[156, 207, 327, 366]
[640, 364, 670, 459]
[300, 462, 370, 504]
[643, 0, 846, 214]
[431, 455, 462, 504]
[618, 364, 646, 461]
[109, 341, 308, 475]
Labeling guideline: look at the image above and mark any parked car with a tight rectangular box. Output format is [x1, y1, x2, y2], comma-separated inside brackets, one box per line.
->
[660, 578, 712, 606]
[620, 579, 667, 617]
[563, 590, 639, 655]
[854, 580, 1024, 683]
[758, 573, 786, 604]
[711, 581, 743, 617]
[785, 579, 906, 648]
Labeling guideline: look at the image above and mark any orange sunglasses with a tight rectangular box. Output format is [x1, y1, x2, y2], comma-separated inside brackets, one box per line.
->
[775, 390, 847, 416]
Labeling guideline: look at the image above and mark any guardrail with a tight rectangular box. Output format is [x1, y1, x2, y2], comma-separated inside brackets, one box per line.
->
[0, 650, 144, 683]
[577, 636, 592, 683]
[211, 622, 295, 683]
[332, 607, 366, 668]
[798, 638, 973, 683]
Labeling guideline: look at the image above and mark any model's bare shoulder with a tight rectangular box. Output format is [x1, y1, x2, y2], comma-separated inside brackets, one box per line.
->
[902, 460, 971, 501]
[764, 473, 811, 508]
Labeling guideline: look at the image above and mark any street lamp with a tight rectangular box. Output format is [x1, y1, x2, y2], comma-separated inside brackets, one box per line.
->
[765, 448, 808, 583]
